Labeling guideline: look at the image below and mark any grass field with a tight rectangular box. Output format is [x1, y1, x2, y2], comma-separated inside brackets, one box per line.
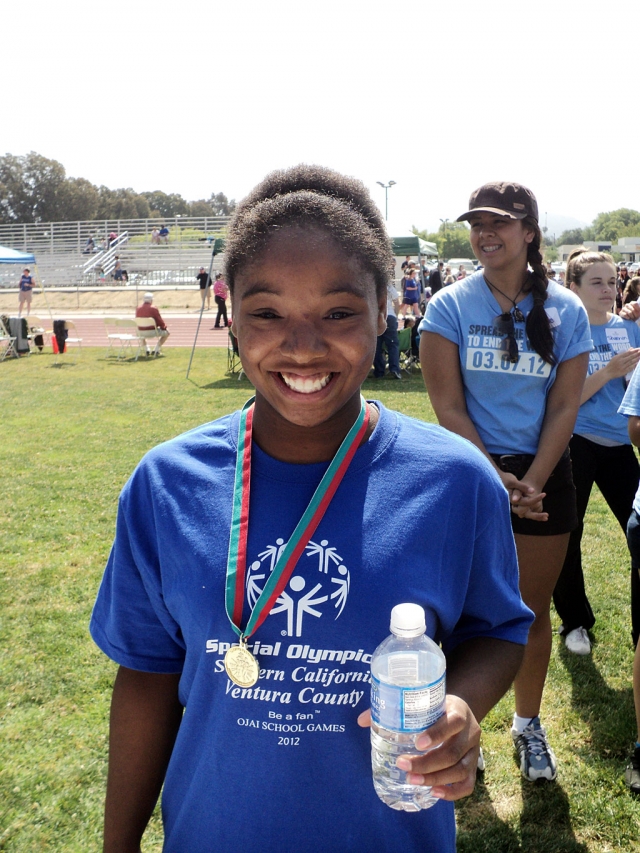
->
[1, 348, 639, 852]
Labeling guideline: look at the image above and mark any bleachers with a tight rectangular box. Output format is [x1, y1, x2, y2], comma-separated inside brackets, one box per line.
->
[0, 216, 231, 289]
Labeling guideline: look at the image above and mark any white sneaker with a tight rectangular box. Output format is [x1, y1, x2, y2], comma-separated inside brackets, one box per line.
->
[477, 746, 485, 773]
[564, 626, 591, 655]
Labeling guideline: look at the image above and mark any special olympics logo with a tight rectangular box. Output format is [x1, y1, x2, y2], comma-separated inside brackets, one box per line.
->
[246, 538, 350, 637]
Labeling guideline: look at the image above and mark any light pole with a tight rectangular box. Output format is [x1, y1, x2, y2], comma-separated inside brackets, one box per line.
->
[376, 180, 396, 221]
[439, 218, 449, 233]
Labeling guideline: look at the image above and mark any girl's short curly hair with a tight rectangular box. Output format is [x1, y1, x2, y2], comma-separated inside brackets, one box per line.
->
[223, 164, 393, 299]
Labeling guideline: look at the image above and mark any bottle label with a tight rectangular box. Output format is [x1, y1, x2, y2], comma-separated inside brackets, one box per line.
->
[371, 671, 445, 733]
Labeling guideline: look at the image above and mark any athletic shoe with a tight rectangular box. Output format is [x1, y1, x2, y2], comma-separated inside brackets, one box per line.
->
[390, 371, 402, 380]
[477, 746, 485, 773]
[564, 626, 591, 655]
[625, 747, 640, 794]
[512, 717, 557, 782]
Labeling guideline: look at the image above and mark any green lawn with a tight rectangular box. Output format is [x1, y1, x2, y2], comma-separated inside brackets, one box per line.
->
[1, 349, 638, 852]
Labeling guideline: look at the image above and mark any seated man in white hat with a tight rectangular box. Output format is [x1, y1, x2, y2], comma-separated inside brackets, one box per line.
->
[135, 292, 170, 356]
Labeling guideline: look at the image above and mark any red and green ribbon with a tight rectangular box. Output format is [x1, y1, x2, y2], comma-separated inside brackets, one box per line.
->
[225, 396, 369, 640]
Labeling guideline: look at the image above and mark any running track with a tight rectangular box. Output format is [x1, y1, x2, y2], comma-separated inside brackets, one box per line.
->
[38, 313, 230, 349]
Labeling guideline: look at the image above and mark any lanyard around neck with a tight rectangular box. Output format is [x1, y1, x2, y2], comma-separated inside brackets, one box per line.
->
[224, 396, 370, 641]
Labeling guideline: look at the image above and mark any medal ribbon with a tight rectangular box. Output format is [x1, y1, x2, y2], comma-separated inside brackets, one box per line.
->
[225, 396, 370, 640]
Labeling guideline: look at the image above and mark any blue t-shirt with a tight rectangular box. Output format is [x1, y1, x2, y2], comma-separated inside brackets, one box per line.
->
[575, 316, 640, 444]
[19, 274, 33, 292]
[90, 404, 532, 853]
[618, 369, 640, 514]
[419, 273, 592, 455]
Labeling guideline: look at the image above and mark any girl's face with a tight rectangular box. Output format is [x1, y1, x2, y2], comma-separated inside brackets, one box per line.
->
[232, 227, 386, 433]
[468, 212, 534, 272]
[570, 261, 617, 317]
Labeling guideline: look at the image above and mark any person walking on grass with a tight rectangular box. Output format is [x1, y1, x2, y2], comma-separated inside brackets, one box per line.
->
[553, 249, 640, 656]
[90, 164, 532, 853]
[420, 181, 591, 783]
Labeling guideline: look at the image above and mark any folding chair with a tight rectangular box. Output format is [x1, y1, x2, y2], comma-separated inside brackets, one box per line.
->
[227, 329, 244, 379]
[27, 317, 47, 352]
[398, 326, 418, 374]
[0, 318, 18, 361]
[134, 316, 161, 360]
[105, 318, 138, 359]
[64, 320, 83, 350]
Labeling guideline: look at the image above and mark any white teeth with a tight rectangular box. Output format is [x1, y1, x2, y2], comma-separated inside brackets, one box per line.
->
[483, 245, 500, 253]
[280, 373, 332, 393]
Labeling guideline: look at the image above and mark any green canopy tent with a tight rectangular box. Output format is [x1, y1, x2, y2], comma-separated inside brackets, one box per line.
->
[392, 236, 438, 296]
[391, 236, 438, 258]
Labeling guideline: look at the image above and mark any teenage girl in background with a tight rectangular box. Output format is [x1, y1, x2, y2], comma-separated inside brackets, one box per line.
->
[553, 249, 640, 655]
[420, 182, 591, 782]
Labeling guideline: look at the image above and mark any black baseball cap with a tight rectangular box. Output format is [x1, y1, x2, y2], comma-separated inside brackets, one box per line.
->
[456, 181, 538, 223]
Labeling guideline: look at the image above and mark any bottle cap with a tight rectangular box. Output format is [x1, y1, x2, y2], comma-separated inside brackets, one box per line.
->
[390, 603, 426, 637]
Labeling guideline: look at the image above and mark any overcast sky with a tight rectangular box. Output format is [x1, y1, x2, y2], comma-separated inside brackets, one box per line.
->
[4, 0, 638, 235]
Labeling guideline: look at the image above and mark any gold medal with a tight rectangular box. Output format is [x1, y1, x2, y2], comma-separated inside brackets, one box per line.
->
[224, 638, 260, 687]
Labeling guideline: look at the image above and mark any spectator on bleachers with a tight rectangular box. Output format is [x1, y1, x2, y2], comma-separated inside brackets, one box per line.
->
[159, 226, 170, 244]
[114, 257, 126, 282]
[151, 227, 160, 245]
[84, 235, 95, 254]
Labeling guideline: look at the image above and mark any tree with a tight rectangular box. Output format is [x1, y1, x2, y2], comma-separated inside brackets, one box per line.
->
[96, 187, 151, 220]
[58, 177, 100, 221]
[208, 192, 236, 216]
[141, 190, 189, 218]
[0, 151, 67, 222]
[189, 199, 215, 217]
[412, 222, 473, 260]
[0, 150, 237, 223]
[555, 228, 584, 246]
[592, 209, 640, 242]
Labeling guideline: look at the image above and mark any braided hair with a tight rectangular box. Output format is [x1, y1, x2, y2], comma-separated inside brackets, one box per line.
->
[224, 164, 393, 299]
[524, 216, 556, 365]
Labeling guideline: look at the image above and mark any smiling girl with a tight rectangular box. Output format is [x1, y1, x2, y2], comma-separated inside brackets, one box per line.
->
[90, 166, 532, 853]
[553, 250, 640, 655]
[420, 182, 592, 782]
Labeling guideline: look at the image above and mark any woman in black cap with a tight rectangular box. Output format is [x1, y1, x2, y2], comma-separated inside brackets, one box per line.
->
[419, 182, 592, 783]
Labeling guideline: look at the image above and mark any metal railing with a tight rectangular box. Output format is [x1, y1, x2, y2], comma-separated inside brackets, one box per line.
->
[0, 216, 231, 287]
[82, 232, 130, 276]
[0, 216, 230, 255]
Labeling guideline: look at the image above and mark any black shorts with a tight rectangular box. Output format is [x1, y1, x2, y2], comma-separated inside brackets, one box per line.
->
[490, 448, 578, 537]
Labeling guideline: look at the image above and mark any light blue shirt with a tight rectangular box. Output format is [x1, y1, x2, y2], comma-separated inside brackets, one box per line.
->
[618, 362, 640, 514]
[575, 317, 640, 444]
[420, 273, 592, 455]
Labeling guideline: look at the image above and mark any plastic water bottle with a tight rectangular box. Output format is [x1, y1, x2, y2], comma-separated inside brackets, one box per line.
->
[370, 602, 446, 811]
